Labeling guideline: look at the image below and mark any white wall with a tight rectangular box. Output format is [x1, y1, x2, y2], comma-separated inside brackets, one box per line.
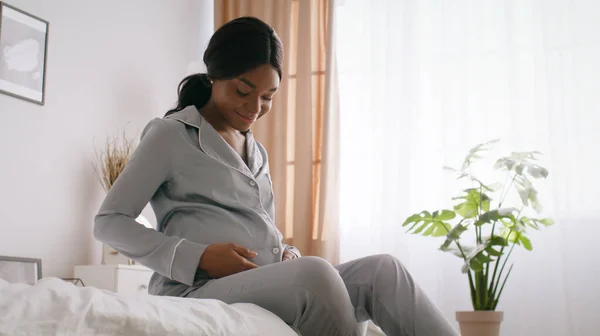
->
[0, 0, 213, 278]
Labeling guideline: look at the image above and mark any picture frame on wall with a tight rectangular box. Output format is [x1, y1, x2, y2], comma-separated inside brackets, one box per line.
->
[0, 1, 49, 105]
[0, 256, 42, 285]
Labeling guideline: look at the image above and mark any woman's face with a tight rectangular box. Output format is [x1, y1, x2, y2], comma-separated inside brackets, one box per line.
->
[211, 64, 280, 132]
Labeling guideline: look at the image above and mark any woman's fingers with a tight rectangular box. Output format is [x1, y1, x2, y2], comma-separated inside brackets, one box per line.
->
[231, 244, 258, 258]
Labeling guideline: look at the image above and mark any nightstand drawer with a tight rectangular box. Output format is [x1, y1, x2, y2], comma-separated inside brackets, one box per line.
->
[74, 264, 153, 295]
[116, 268, 152, 294]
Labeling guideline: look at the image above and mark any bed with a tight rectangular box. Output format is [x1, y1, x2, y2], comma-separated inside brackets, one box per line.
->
[0, 277, 299, 335]
[0, 277, 380, 335]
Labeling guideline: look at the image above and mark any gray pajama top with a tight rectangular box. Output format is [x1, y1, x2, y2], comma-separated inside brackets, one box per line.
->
[94, 106, 299, 296]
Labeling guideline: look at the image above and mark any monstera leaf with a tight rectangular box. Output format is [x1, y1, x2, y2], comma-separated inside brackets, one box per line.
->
[402, 210, 455, 237]
[453, 189, 491, 219]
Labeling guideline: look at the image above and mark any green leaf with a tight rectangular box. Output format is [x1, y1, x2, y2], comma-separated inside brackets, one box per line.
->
[470, 258, 485, 272]
[445, 244, 475, 260]
[453, 189, 491, 218]
[516, 163, 549, 179]
[422, 225, 436, 236]
[540, 218, 555, 226]
[460, 235, 508, 273]
[440, 223, 469, 252]
[514, 175, 544, 213]
[495, 151, 548, 182]
[500, 229, 533, 251]
[520, 216, 553, 230]
[447, 222, 468, 240]
[494, 157, 516, 171]
[443, 167, 499, 193]
[433, 210, 456, 221]
[475, 208, 518, 226]
[454, 201, 478, 218]
[485, 183, 504, 192]
[443, 166, 470, 180]
[520, 217, 537, 230]
[488, 235, 509, 246]
[461, 139, 499, 170]
[520, 235, 533, 251]
[517, 187, 531, 206]
[462, 242, 493, 272]
[402, 210, 453, 238]
[486, 247, 503, 256]
[511, 151, 542, 160]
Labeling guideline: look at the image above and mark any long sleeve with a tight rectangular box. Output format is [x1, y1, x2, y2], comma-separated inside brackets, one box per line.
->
[283, 244, 302, 258]
[94, 118, 207, 286]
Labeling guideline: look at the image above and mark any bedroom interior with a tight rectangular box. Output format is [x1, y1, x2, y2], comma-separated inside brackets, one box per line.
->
[0, 0, 598, 335]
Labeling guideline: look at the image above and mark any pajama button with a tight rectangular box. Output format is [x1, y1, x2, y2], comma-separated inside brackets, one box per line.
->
[272, 247, 280, 254]
[250, 180, 256, 186]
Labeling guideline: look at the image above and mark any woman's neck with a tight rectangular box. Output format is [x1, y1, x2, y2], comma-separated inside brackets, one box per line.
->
[199, 99, 240, 135]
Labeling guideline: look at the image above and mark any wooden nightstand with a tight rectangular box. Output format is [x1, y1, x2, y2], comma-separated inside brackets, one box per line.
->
[74, 264, 153, 295]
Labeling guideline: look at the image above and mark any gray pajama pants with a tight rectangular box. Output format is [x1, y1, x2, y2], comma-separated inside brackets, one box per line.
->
[186, 254, 459, 336]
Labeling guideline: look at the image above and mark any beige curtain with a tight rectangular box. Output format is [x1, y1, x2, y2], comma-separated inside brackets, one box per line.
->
[215, 0, 340, 263]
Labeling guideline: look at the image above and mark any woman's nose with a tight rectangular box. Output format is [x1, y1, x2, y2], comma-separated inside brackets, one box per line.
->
[245, 97, 260, 114]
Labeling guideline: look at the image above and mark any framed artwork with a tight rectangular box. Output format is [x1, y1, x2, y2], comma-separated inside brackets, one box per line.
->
[0, 255, 42, 285]
[0, 2, 49, 105]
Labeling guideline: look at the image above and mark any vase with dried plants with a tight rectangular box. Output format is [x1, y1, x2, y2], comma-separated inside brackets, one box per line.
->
[93, 131, 135, 193]
[93, 131, 152, 265]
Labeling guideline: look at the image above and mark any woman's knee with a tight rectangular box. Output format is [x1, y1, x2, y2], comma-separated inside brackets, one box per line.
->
[359, 253, 404, 269]
[293, 256, 344, 294]
[376, 253, 403, 267]
[292, 257, 361, 335]
[356, 254, 411, 284]
[295, 256, 340, 278]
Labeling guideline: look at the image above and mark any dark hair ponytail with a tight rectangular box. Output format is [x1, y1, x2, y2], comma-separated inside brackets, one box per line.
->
[165, 74, 211, 116]
[165, 16, 283, 117]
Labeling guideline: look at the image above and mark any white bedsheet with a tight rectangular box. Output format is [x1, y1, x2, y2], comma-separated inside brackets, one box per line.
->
[0, 278, 298, 336]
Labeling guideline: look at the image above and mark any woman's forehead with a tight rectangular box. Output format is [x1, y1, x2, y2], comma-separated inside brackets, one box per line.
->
[235, 65, 280, 90]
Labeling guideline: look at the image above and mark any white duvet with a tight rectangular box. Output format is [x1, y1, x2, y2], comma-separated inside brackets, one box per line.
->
[0, 278, 298, 336]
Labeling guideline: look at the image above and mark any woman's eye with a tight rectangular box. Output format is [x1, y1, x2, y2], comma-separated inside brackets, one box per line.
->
[262, 96, 273, 101]
[236, 88, 250, 97]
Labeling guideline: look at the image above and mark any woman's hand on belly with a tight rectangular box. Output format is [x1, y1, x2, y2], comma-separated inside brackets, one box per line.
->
[198, 243, 259, 278]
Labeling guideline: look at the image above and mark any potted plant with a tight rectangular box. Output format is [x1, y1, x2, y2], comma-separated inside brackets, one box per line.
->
[93, 131, 152, 265]
[402, 140, 554, 336]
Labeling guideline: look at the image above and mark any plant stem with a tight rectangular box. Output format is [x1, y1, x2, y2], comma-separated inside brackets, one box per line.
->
[488, 250, 501, 300]
[476, 184, 489, 308]
[484, 255, 491, 308]
[499, 173, 516, 208]
[442, 223, 477, 309]
[489, 189, 522, 304]
[487, 173, 515, 302]
[498, 172, 510, 207]
[492, 240, 517, 299]
[477, 184, 483, 245]
[486, 219, 500, 301]
[492, 264, 514, 310]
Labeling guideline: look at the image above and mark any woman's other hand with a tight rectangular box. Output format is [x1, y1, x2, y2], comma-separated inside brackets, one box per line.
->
[282, 249, 299, 261]
[198, 243, 258, 278]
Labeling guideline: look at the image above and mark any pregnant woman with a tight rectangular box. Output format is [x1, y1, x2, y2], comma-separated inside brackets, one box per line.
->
[94, 16, 457, 336]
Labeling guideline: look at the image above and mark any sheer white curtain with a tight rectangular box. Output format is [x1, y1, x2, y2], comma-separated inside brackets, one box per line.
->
[335, 1, 600, 335]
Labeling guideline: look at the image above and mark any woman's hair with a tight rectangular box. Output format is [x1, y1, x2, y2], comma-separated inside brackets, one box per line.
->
[165, 17, 284, 116]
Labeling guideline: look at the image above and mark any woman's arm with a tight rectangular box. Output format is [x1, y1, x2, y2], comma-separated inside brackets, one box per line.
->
[94, 118, 207, 286]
